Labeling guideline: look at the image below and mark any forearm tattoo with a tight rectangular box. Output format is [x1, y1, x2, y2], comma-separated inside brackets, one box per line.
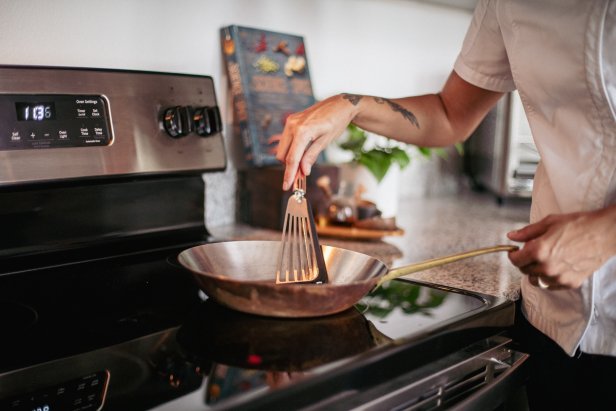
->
[342, 93, 363, 105]
[373, 97, 420, 129]
[341, 93, 420, 129]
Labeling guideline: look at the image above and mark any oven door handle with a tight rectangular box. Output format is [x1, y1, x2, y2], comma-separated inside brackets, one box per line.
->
[341, 336, 530, 411]
[448, 349, 530, 411]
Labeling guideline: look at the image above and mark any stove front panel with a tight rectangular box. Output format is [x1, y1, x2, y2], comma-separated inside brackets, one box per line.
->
[0, 66, 226, 185]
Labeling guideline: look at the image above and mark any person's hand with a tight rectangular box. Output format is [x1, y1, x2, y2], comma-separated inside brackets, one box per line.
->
[275, 94, 358, 191]
[507, 206, 616, 290]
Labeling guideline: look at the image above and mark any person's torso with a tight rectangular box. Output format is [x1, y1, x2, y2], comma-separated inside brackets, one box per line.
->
[496, 0, 615, 219]
[495, 0, 616, 356]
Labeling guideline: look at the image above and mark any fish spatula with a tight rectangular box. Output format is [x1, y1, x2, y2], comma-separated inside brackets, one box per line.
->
[275, 174, 328, 285]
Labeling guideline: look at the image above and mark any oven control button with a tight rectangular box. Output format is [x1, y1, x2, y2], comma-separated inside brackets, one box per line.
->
[163, 106, 191, 138]
[193, 106, 221, 137]
[192, 107, 209, 136]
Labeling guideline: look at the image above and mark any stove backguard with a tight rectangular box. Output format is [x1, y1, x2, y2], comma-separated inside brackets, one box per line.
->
[0, 66, 226, 267]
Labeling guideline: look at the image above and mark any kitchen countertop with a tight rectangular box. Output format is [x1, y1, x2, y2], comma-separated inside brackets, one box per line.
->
[209, 190, 531, 300]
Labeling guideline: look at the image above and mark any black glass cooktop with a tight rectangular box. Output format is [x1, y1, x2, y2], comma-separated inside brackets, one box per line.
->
[0, 247, 507, 411]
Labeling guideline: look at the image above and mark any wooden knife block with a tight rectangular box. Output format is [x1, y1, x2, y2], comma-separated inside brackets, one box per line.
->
[239, 165, 340, 230]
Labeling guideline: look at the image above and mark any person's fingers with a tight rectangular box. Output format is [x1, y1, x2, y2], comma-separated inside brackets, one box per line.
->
[282, 123, 331, 190]
[508, 241, 541, 268]
[267, 134, 281, 155]
[509, 235, 568, 278]
[275, 123, 294, 164]
[507, 219, 550, 242]
[528, 274, 550, 289]
[299, 136, 330, 176]
[519, 256, 575, 289]
[528, 274, 550, 288]
[282, 165, 298, 192]
[276, 95, 353, 190]
[277, 119, 299, 190]
[268, 133, 281, 145]
[527, 274, 540, 287]
[520, 262, 557, 282]
[282, 132, 316, 190]
[528, 274, 567, 290]
[517, 261, 543, 276]
[537, 277, 549, 288]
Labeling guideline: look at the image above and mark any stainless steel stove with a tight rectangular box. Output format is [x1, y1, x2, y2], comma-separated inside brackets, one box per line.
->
[0, 66, 528, 411]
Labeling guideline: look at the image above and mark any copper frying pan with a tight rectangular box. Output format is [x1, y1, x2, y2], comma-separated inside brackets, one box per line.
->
[178, 241, 517, 318]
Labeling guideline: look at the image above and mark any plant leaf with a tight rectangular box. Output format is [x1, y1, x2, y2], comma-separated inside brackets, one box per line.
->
[358, 150, 392, 182]
[338, 134, 366, 153]
[338, 124, 367, 154]
[389, 147, 411, 170]
[347, 123, 366, 139]
[339, 125, 465, 182]
[417, 146, 432, 158]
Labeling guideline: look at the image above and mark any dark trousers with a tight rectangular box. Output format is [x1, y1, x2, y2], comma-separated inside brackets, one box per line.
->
[512, 299, 616, 411]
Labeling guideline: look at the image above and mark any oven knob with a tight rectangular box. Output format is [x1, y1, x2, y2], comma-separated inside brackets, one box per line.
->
[193, 106, 222, 137]
[163, 106, 191, 138]
[207, 106, 222, 134]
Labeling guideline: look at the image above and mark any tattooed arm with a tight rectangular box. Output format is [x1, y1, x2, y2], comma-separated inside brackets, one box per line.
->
[362, 96, 420, 129]
[276, 70, 503, 190]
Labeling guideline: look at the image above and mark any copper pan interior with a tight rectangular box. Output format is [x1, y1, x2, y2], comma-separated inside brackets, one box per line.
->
[178, 240, 386, 284]
[177, 240, 388, 317]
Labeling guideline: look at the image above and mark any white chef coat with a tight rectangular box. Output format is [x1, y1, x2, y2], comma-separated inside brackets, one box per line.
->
[453, 0, 616, 356]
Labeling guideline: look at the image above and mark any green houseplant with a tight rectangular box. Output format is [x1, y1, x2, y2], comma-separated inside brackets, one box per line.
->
[338, 124, 462, 183]
[331, 124, 463, 219]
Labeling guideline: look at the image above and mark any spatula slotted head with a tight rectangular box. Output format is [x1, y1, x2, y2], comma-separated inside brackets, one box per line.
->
[276, 177, 328, 285]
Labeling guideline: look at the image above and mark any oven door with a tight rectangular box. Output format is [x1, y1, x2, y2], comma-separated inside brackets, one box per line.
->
[336, 336, 529, 411]
[198, 333, 529, 411]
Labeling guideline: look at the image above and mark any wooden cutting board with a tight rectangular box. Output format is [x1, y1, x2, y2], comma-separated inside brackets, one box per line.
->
[316, 224, 404, 240]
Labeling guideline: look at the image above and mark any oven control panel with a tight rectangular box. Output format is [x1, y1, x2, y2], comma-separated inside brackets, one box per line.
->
[1, 370, 109, 411]
[0, 94, 113, 150]
[0, 66, 227, 185]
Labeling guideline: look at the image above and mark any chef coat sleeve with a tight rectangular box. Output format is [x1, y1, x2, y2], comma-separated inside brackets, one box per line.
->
[453, 0, 516, 92]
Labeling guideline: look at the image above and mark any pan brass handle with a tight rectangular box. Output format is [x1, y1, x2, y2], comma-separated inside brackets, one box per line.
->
[375, 244, 519, 288]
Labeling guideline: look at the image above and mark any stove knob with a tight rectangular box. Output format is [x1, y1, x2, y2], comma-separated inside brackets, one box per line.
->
[163, 106, 192, 138]
[193, 106, 222, 137]
[207, 106, 222, 134]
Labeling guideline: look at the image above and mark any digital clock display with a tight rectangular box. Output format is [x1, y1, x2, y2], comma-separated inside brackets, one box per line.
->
[16, 102, 56, 121]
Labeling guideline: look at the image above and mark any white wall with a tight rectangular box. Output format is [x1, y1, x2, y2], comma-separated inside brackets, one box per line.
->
[0, 0, 473, 226]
